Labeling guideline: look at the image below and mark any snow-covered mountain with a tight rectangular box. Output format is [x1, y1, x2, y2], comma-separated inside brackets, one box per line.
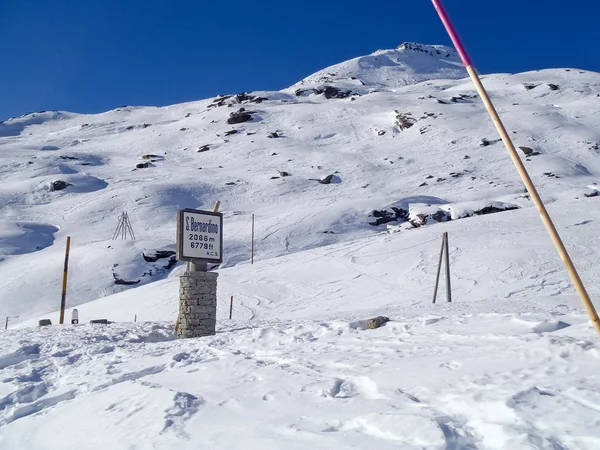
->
[295, 42, 465, 88]
[2, 44, 600, 448]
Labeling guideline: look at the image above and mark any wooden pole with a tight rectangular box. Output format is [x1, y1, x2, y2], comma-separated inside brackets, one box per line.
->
[134, 314, 137, 323]
[444, 232, 452, 303]
[431, 0, 600, 336]
[251, 214, 255, 265]
[229, 295, 233, 319]
[59, 236, 71, 325]
[4, 317, 8, 330]
[432, 234, 446, 304]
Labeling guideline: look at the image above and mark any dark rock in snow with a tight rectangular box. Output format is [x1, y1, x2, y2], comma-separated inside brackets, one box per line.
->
[547, 83, 560, 91]
[38, 319, 52, 326]
[519, 146, 540, 156]
[198, 145, 210, 153]
[313, 86, 353, 99]
[90, 319, 110, 325]
[224, 130, 238, 136]
[473, 205, 519, 215]
[278, 171, 290, 177]
[113, 275, 140, 286]
[142, 154, 160, 160]
[366, 316, 390, 330]
[268, 132, 280, 138]
[136, 162, 150, 169]
[59, 155, 79, 160]
[368, 207, 408, 226]
[50, 180, 72, 191]
[523, 83, 538, 91]
[480, 138, 501, 147]
[395, 111, 415, 131]
[378, 130, 386, 136]
[227, 109, 253, 124]
[409, 209, 451, 228]
[142, 250, 176, 263]
[319, 174, 334, 184]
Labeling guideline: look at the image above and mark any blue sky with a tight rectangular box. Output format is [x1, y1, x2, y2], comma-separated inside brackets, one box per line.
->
[1, 0, 598, 120]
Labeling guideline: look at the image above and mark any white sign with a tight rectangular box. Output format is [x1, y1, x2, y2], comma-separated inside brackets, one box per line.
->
[177, 209, 223, 263]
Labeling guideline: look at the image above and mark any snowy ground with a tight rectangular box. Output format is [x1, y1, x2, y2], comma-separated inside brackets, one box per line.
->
[2, 43, 600, 448]
[1, 312, 599, 449]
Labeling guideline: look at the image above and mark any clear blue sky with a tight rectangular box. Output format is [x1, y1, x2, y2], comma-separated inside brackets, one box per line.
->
[1, 0, 598, 120]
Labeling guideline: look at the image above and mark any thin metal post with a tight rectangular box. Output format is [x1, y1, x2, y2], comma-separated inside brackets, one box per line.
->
[444, 232, 452, 303]
[432, 234, 445, 304]
[431, 0, 600, 336]
[59, 236, 71, 324]
[229, 295, 233, 319]
[251, 214, 255, 265]
[4, 317, 8, 330]
[134, 314, 137, 323]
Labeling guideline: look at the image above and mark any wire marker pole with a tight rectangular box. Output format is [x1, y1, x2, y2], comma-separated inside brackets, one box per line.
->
[431, 0, 600, 336]
[59, 236, 71, 325]
[444, 232, 452, 303]
[432, 234, 446, 304]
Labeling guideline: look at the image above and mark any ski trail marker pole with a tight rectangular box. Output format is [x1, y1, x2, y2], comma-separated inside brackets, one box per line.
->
[59, 236, 71, 325]
[431, 0, 600, 337]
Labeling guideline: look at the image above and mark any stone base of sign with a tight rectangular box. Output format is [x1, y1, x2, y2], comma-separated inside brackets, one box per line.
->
[177, 271, 218, 338]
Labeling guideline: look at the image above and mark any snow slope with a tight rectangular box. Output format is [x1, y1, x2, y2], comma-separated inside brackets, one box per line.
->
[1, 43, 600, 448]
[1, 45, 599, 320]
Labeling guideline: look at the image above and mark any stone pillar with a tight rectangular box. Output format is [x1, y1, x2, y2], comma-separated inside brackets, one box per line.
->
[177, 271, 218, 338]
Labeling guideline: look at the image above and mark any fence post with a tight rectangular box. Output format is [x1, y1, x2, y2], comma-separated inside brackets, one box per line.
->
[444, 232, 452, 303]
[432, 234, 446, 304]
[59, 236, 71, 324]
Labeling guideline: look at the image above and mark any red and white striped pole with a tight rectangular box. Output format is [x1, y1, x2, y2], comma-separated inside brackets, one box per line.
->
[431, 0, 600, 338]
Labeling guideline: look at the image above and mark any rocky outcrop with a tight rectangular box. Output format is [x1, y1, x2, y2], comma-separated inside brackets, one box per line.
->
[295, 86, 355, 99]
[409, 209, 451, 228]
[227, 108, 254, 124]
[209, 93, 267, 109]
[366, 316, 390, 329]
[50, 180, 72, 191]
[142, 250, 176, 263]
[319, 174, 334, 184]
[395, 111, 415, 131]
[368, 207, 408, 226]
[519, 146, 540, 156]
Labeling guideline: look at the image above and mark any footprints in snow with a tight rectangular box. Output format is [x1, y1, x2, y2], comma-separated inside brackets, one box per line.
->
[161, 392, 204, 438]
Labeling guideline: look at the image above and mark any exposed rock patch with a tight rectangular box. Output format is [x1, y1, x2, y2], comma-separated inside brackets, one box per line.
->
[227, 108, 254, 125]
[50, 180, 72, 191]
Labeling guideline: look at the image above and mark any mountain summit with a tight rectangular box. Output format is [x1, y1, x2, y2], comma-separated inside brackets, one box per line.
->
[293, 42, 466, 89]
